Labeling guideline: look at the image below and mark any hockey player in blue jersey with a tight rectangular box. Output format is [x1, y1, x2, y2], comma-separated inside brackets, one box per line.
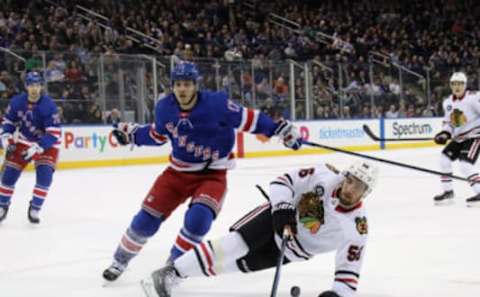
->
[103, 62, 302, 281]
[0, 72, 62, 224]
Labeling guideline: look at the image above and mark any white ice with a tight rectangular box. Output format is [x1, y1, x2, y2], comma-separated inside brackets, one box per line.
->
[0, 146, 479, 297]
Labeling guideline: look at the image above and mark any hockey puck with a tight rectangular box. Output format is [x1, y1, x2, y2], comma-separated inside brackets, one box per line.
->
[290, 286, 301, 297]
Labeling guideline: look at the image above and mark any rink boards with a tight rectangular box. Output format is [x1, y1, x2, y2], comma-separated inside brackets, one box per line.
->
[14, 117, 443, 170]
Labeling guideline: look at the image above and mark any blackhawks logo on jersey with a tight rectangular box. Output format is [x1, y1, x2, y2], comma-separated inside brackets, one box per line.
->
[450, 109, 467, 127]
[298, 191, 325, 234]
[355, 216, 368, 235]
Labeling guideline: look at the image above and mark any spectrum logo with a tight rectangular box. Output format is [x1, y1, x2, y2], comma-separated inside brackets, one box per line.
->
[63, 131, 121, 152]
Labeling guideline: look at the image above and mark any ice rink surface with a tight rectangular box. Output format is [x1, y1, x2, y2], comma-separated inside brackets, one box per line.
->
[1, 146, 479, 297]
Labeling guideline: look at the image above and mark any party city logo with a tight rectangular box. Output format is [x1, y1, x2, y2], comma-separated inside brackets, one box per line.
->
[63, 131, 121, 152]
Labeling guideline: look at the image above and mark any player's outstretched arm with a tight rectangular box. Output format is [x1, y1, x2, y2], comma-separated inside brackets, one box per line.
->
[224, 99, 302, 150]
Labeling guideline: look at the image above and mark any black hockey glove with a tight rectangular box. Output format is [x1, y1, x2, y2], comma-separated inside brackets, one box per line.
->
[272, 202, 297, 236]
[112, 122, 139, 145]
[434, 131, 451, 145]
[318, 290, 341, 297]
[274, 120, 302, 150]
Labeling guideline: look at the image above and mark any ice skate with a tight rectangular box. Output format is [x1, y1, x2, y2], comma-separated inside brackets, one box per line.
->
[102, 261, 126, 282]
[140, 265, 182, 297]
[466, 193, 480, 208]
[27, 202, 40, 224]
[0, 205, 9, 222]
[433, 190, 454, 206]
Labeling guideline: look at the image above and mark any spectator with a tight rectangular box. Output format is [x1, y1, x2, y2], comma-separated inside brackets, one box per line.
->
[85, 102, 103, 123]
[106, 108, 121, 124]
[385, 104, 399, 118]
[273, 77, 289, 99]
[1, 0, 478, 121]
[64, 61, 82, 82]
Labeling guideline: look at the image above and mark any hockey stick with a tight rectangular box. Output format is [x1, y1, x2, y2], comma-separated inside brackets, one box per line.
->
[302, 140, 468, 181]
[362, 125, 434, 142]
[270, 228, 291, 297]
[256, 184, 270, 201]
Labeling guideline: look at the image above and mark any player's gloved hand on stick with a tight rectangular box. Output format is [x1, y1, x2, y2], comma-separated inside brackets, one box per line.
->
[22, 143, 44, 161]
[0, 133, 15, 150]
[112, 122, 139, 145]
[318, 290, 341, 297]
[434, 131, 451, 145]
[272, 202, 297, 237]
[275, 120, 302, 150]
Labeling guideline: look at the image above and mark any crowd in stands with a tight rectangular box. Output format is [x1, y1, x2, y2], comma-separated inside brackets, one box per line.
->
[0, 0, 479, 123]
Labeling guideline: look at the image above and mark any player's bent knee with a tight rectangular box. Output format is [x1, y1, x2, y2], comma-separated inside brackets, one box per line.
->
[131, 209, 164, 237]
[184, 203, 214, 236]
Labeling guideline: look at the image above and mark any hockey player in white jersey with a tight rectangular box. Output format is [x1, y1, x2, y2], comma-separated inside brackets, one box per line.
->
[433, 72, 480, 207]
[140, 161, 379, 297]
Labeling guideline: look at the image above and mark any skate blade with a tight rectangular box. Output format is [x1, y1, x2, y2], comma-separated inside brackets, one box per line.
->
[466, 202, 480, 208]
[140, 279, 158, 297]
[102, 280, 116, 287]
[434, 199, 455, 206]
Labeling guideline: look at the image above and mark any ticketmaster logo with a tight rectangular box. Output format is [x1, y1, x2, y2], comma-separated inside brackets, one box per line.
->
[319, 128, 365, 139]
[392, 122, 433, 136]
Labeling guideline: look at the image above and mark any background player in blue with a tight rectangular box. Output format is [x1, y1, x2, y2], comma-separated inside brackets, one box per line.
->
[103, 62, 302, 281]
[0, 72, 62, 224]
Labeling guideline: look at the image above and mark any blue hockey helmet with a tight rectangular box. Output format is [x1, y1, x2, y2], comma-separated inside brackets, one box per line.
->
[171, 62, 199, 84]
[25, 71, 43, 86]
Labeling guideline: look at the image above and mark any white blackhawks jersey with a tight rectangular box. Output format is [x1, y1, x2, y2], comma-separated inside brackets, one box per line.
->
[442, 90, 480, 140]
[269, 163, 368, 297]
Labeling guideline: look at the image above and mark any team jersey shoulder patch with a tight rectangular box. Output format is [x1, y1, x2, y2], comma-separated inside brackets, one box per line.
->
[355, 216, 368, 235]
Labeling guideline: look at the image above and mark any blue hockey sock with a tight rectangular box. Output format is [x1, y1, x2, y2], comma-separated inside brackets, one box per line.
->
[170, 203, 214, 261]
[30, 165, 54, 210]
[0, 166, 21, 206]
[113, 209, 163, 265]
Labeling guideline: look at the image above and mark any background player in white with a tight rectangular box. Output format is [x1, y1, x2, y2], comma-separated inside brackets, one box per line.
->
[433, 72, 480, 207]
[140, 161, 379, 297]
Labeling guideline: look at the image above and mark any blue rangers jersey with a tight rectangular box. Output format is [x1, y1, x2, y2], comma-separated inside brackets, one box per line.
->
[134, 91, 280, 171]
[2, 93, 61, 149]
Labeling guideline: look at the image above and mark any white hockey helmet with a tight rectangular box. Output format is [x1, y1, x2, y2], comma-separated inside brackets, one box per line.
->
[344, 161, 379, 198]
[450, 72, 467, 84]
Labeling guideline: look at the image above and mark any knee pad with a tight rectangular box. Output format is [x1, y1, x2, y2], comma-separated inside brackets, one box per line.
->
[36, 165, 54, 187]
[131, 209, 164, 237]
[184, 203, 214, 236]
[1, 166, 21, 186]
